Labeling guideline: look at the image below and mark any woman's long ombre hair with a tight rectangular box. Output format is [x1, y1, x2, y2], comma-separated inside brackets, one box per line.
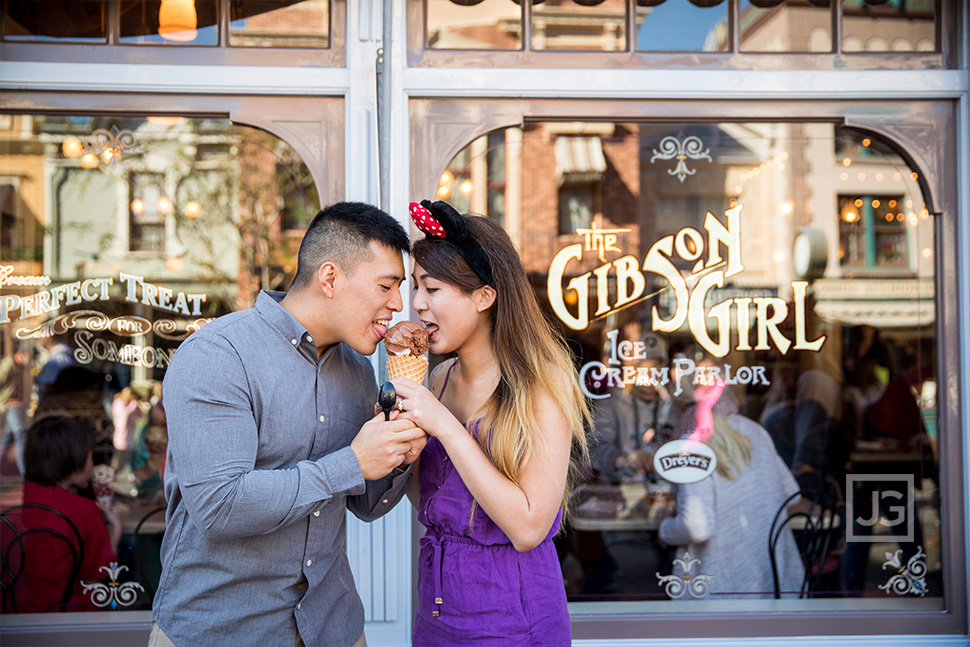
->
[412, 215, 590, 516]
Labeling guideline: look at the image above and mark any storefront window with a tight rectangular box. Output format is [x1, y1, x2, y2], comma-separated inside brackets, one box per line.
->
[119, 0, 218, 45]
[740, 0, 833, 53]
[2, 0, 107, 42]
[228, 0, 329, 49]
[637, 0, 728, 52]
[426, 0, 522, 50]
[2, 1, 343, 66]
[532, 0, 628, 51]
[0, 113, 320, 615]
[434, 119, 942, 612]
[416, 0, 949, 67]
[842, 0, 936, 53]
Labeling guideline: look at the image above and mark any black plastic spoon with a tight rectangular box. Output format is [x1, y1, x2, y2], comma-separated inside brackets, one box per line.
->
[378, 381, 397, 421]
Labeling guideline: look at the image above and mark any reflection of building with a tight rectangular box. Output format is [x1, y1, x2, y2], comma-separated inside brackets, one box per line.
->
[734, 0, 935, 53]
[438, 121, 935, 368]
[427, 0, 640, 51]
[0, 115, 45, 280]
[0, 117, 317, 384]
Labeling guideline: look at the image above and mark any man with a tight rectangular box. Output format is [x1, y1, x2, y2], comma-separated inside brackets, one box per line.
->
[584, 331, 671, 596]
[34, 334, 75, 398]
[151, 202, 427, 647]
[590, 332, 670, 483]
[0, 347, 30, 474]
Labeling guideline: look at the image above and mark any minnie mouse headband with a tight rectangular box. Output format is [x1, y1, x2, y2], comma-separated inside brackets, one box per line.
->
[409, 200, 495, 288]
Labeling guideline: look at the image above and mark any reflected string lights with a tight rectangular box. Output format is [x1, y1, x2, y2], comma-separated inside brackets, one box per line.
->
[733, 151, 788, 195]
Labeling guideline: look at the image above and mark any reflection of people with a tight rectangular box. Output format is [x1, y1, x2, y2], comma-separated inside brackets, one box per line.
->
[151, 203, 426, 647]
[841, 324, 893, 441]
[1, 347, 31, 474]
[841, 325, 930, 595]
[110, 386, 146, 496]
[590, 333, 669, 484]
[391, 201, 590, 646]
[13, 415, 120, 612]
[111, 387, 144, 455]
[33, 365, 113, 466]
[581, 332, 671, 596]
[130, 384, 167, 497]
[34, 334, 76, 398]
[761, 368, 841, 478]
[658, 392, 805, 599]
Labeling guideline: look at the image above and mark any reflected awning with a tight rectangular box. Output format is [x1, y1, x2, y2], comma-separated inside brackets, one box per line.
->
[555, 136, 607, 185]
[814, 301, 935, 328]
[813, 278, 936, 328]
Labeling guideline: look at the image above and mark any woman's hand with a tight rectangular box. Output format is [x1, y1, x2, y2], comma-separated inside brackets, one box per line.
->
[390, 377, 463, 441]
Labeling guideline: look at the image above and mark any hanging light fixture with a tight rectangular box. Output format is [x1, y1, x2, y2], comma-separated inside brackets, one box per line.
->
[158, 0, 198, 42]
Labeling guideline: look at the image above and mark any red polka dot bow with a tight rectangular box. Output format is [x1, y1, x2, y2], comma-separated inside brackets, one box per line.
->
[407, 199, 495, 288]
[409, 202, 446, 238]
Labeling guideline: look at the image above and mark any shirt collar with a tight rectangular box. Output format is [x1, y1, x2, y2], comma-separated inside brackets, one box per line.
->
[254, 290, 321, 362]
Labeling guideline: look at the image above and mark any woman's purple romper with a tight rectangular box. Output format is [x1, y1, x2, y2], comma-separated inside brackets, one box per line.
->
[412, 366, 571, 646]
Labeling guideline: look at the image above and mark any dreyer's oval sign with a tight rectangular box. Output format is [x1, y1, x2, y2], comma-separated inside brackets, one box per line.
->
[653, 439, 718, 484]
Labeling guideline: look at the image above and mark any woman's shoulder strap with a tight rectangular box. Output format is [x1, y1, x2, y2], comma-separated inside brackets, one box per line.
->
[430, 357, 460, 400]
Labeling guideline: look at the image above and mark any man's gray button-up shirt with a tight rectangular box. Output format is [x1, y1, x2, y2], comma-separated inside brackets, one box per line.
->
[153, 290, 410, 647]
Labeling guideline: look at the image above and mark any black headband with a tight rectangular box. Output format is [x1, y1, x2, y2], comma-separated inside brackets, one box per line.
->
[409, 200, 495, 288]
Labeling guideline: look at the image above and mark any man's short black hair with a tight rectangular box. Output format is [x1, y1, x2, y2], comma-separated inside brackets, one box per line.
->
[23, 415, 95, 487]
[290, 202, 409, 291]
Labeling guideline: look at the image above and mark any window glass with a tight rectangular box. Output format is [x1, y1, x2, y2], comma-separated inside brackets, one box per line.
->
[532, 0, 628, 51]
[842, 0, 935, 53]
[740, 0, 833, 53]
[119, 0, 218, 45]
[0, 113, 320, 615]
[2, 0, 106, 42]
[415, 0, 950, 68]
[228, 0, 329, 49]
[426, 0, 522, 50]
[436, 120, 942, 611]
[636, 0, 728, 52]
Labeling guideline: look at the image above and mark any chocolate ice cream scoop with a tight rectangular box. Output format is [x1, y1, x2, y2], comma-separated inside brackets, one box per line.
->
[383, 320, 429, 356]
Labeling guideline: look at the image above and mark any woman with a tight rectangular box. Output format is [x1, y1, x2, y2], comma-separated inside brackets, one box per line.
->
[658, 387, 806, 599]
[392, 200, 589, 646]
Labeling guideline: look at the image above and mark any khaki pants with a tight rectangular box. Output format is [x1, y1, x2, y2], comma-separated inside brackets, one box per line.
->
[149, 623, 367, 647]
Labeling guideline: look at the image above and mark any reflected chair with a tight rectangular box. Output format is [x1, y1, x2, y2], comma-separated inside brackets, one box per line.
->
[132, 504, 166, 597]
[1, 503, 84, 613]
[769, 477, 845, 599]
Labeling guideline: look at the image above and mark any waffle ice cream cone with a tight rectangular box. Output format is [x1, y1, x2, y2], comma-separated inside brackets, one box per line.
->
[387, 353, 429, 384]
[384, 321, 430, 385]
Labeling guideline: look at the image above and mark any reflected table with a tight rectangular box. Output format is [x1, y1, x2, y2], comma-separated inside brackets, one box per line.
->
[570, 482, 675, 532]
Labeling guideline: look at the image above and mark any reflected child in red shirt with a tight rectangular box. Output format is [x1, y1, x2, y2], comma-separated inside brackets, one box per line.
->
[11, 415, 121, 612]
